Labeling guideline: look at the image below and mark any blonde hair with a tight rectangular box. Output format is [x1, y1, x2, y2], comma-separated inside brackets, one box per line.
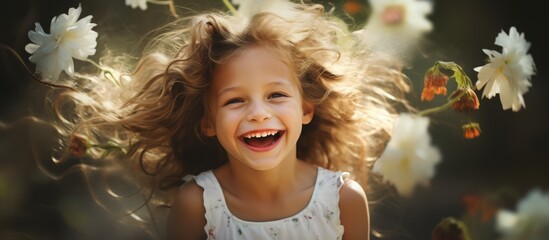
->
[56, 1, 409, 218]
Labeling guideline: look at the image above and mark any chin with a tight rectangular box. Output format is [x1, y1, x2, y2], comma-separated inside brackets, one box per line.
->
[243, 157, 285, 171]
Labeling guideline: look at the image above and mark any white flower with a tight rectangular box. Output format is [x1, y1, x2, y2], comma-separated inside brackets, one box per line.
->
[496, 189, 549, 240]
[355, 0, 433, 64]
[25, 4, 97, 81]
[373, 114, 441, 196]
[474, 27, 536, 112]
[125, 0, 148, 10]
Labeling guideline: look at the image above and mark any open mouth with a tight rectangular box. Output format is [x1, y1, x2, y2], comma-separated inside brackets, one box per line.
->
[241, 130, 284, 148]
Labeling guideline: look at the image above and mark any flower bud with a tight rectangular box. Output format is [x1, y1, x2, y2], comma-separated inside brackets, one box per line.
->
[450, 88, 480, 112]
[432, 217, 471, 240]
[68, 134, 89, 157]
[462, 123, 481, 139]
[421, 68, 449, 101]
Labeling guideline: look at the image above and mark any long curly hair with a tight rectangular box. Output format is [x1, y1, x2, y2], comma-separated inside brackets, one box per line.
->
[52, 1, 409, 231]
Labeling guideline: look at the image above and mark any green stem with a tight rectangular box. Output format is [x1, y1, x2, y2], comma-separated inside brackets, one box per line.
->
[90, 143, 127, 154]
[147, 0, 178, 17]
[418, 91, 467, 116]
[84, 58, 104, 69]
[0, 44, 75, 91]
[168, 0, 178, 17]
[435, 61, 474, 88]
[147, 0, 170, 4]
[222, 0, 238, 15]
[435, 61, 455, 68]
[140, 0, 179, 17]
[84, 59, 120, 87]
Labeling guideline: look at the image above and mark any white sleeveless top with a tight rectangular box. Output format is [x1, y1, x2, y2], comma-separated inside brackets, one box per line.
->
[191, 167, 348, 240]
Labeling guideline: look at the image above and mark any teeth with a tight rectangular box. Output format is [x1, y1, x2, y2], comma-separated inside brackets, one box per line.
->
[243, 130, 278, 139]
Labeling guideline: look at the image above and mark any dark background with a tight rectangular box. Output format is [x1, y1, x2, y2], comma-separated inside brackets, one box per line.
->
[1, 0, 547, 239]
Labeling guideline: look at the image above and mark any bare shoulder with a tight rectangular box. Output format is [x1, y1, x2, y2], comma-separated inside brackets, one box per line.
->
[339, 178, 370, 240]
[173, 180, 205, 209]
[166, 180, 207, 240]
[339, 178, 367, 204]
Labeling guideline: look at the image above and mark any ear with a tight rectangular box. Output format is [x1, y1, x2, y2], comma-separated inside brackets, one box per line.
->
[302, 101, 314, 125]
[201, 117, 216, 137]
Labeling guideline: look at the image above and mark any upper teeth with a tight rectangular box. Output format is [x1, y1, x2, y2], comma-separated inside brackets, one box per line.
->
[243, 131, 278, 139]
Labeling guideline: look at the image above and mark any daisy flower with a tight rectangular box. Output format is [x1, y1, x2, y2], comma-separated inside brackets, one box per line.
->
[474, 27, 536, 112]
[497, 189, 549, 240]
[355, 0, 433, 64]
[125, 0, 148, 10]
[373, 114, 441, 196]
[25, 4, 97, 81]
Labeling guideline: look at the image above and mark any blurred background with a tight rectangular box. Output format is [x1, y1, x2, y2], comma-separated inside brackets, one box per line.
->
[0, 0, 547, 239]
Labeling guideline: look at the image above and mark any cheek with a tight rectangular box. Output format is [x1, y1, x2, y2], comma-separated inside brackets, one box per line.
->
[215, 109, 241, 132]
[274, 102, 304, 123]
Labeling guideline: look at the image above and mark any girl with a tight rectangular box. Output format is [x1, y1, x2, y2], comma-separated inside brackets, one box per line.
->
[53, 2, 409, 239]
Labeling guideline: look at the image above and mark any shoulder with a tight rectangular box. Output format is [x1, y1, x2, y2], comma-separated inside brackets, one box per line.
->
[173, 180, 205, 211]
[339, 178, 367, 204]
[167, 180, 207, 240]
[338, 178, 370, 240]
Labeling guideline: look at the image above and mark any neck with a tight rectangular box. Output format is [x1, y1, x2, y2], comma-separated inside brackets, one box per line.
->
[224, 157, 304, 200]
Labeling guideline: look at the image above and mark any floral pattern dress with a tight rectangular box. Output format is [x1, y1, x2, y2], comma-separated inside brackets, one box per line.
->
[189, 167, 348, 240]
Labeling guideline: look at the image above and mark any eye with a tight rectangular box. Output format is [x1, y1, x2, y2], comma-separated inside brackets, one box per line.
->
[268, 92, 288, 99]
[224, 98, 244, 106]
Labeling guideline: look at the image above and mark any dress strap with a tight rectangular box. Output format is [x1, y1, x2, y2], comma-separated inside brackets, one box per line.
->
[181, 174, 197, 183]
[314, 167, 350, 215]
[192, 170, 226, 236]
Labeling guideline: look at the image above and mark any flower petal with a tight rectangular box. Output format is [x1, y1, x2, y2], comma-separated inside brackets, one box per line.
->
[496, 189, 549, 239]
[373, 114, 440, 197]
[25, 4, 97, 81]
[474, 27, 534, 111]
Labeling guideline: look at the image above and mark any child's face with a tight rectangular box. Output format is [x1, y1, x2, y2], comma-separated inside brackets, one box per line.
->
[203, 45, 313, 171]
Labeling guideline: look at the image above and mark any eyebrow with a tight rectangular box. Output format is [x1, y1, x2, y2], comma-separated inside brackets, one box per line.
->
[217, 80, 292, 96]
[217, 86, 239, 96]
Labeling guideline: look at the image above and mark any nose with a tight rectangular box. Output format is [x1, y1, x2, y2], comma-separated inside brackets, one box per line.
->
[246, 101, 272, 122]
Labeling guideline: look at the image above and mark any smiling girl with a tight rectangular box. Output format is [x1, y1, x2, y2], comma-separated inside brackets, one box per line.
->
[55, 2, 409, 239]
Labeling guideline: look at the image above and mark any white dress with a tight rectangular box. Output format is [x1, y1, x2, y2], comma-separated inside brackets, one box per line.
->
[191, 167, 348, 240]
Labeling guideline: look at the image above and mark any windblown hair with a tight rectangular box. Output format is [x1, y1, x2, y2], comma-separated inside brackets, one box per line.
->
[56, 1, 409, 221]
